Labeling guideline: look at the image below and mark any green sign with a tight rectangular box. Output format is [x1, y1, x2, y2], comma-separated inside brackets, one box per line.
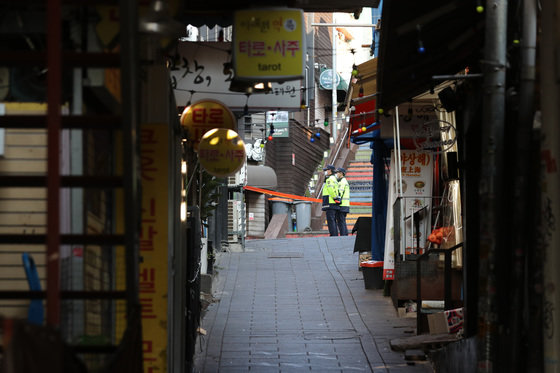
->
[267, 111, 290, 138]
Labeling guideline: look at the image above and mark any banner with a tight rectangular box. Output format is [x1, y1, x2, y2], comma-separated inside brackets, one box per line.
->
[139, 124, 169, 371]
[383, 149, 433, 280]
[170, 42, 301, 111]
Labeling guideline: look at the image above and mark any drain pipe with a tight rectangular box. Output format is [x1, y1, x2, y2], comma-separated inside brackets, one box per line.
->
[511, 0, 537, 371]
[540, 0, 560, 370]
[477, 0, 508, 371]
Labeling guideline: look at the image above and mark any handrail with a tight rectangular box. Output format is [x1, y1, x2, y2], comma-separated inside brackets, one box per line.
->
[416, 242, 464, 333]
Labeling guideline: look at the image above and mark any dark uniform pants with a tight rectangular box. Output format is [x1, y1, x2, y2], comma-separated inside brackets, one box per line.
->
[326, 209, 338, 236]
[335, 211, 348, 236]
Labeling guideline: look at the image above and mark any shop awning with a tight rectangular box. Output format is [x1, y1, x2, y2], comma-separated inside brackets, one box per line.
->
[376, 0, 485, 111]
[247, 165, 278, 190]
[180, 1, 381, 27]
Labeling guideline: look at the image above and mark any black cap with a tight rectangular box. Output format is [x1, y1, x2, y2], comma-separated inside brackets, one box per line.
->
[336, 167, 346, 174]
[323, 165, 335, 171]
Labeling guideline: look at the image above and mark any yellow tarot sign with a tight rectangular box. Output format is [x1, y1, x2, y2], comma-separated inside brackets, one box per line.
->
[233, 8, 305, 81]
[180, 99, 236, 151]
[198, 128, 246, 177]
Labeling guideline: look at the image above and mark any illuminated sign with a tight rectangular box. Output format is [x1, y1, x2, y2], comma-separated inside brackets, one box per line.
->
[233, 8, 306, 81]
[180, 99, 236, 151]
[198, 128, 246, 177]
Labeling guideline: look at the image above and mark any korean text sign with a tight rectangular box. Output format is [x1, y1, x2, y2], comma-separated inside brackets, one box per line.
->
[140, 124, 169, 372]
[233, 8, 306, 81]
[383, 150, 433, 280]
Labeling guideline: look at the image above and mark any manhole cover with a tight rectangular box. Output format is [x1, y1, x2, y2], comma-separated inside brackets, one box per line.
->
[268, 252, 304, 258]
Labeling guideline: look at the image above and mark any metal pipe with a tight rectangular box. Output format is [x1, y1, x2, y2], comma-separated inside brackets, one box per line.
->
[477, 0, 508, 370]
[431, 73, 484, 80]
[394, 106, 402, 197]
[511, 0, 537, 371]
[120, 0, 141, 317]
[46, 0, 61, 327]
[332, 26, 337, 143]
[540, 0, 560, 370]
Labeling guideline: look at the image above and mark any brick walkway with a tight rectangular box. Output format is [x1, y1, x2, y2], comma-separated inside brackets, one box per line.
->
[193, 236, 433, 372]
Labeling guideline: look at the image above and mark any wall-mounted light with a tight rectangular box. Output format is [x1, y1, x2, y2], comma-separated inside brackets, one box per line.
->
[180, 201, 187, 222]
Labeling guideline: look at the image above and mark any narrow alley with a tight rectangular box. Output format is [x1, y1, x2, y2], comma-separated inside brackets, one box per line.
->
[193, 236, 434, 372]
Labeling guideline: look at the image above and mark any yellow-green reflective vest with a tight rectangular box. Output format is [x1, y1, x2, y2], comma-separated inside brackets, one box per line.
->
[338, 177, 350, 212]
[322, 174, 340, 210]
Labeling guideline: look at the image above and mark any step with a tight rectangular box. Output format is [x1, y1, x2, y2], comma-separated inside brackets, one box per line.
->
[350, 185, 373, 192]
[285, 230, 331, 238]
[347, 171, 372, 177]
[321, 214, 372, 231]
[347, 176, 373, 182]
[347, 166, 373, 171]
[350, 191, 373, 197]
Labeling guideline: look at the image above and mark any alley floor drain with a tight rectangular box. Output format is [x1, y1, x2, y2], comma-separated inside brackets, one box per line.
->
[267, 252, 304, 258]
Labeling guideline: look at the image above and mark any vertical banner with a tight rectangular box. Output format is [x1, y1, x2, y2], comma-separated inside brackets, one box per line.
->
[139, 124, 169, 372]
[383, 149, 433, 280]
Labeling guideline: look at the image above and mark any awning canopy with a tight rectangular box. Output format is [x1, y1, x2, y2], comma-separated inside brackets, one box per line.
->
[180, 0, 380, 27]
[376, 0, 485, 111]
[247, 165, 278, 190]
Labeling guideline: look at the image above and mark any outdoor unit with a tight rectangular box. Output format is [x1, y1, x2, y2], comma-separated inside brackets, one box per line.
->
[227, 164, 247, 242]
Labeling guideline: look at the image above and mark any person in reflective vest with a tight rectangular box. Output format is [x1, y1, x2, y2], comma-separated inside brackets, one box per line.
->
[322, 165, 340, 236]
[335, 167, 350, 236]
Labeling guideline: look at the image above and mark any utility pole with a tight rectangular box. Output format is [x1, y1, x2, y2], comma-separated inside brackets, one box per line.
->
[478, 0, 508, 371]
[540, 0, 560, 371]
[311, 22, 377, 144]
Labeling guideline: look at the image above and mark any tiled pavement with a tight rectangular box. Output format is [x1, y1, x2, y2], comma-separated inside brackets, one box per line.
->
[193, 236, 434, 372]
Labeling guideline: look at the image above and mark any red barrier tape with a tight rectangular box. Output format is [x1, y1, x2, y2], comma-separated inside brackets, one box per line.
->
[243, 185, 372, 206]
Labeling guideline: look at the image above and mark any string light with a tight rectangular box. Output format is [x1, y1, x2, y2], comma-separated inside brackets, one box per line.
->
[416, 24, 426, 54]
[476, 0, 484, 13]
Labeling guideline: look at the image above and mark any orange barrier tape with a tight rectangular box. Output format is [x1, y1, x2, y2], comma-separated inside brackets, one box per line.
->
[243, 185, 372, 206]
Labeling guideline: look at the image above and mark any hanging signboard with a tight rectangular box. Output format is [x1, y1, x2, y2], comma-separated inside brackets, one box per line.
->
[319, 69, 340, 90]
[350, 98, 378, 137]
[383, 149, 433, 280]
[379, 102, 439, 139]
[180, 99, 236, 151]
[233, 8, 306, 81]
[170, 42, 301, 111]
[266, 110, 289, 138]
[198, 128, 246, 177]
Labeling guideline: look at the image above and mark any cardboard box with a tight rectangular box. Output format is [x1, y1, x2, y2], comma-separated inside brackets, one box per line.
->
[427, 307, 464, 335]
[398, 307, 417, 318]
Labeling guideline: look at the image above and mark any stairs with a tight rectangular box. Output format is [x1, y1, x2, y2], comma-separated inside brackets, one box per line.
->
[286, 143, 373, 238]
